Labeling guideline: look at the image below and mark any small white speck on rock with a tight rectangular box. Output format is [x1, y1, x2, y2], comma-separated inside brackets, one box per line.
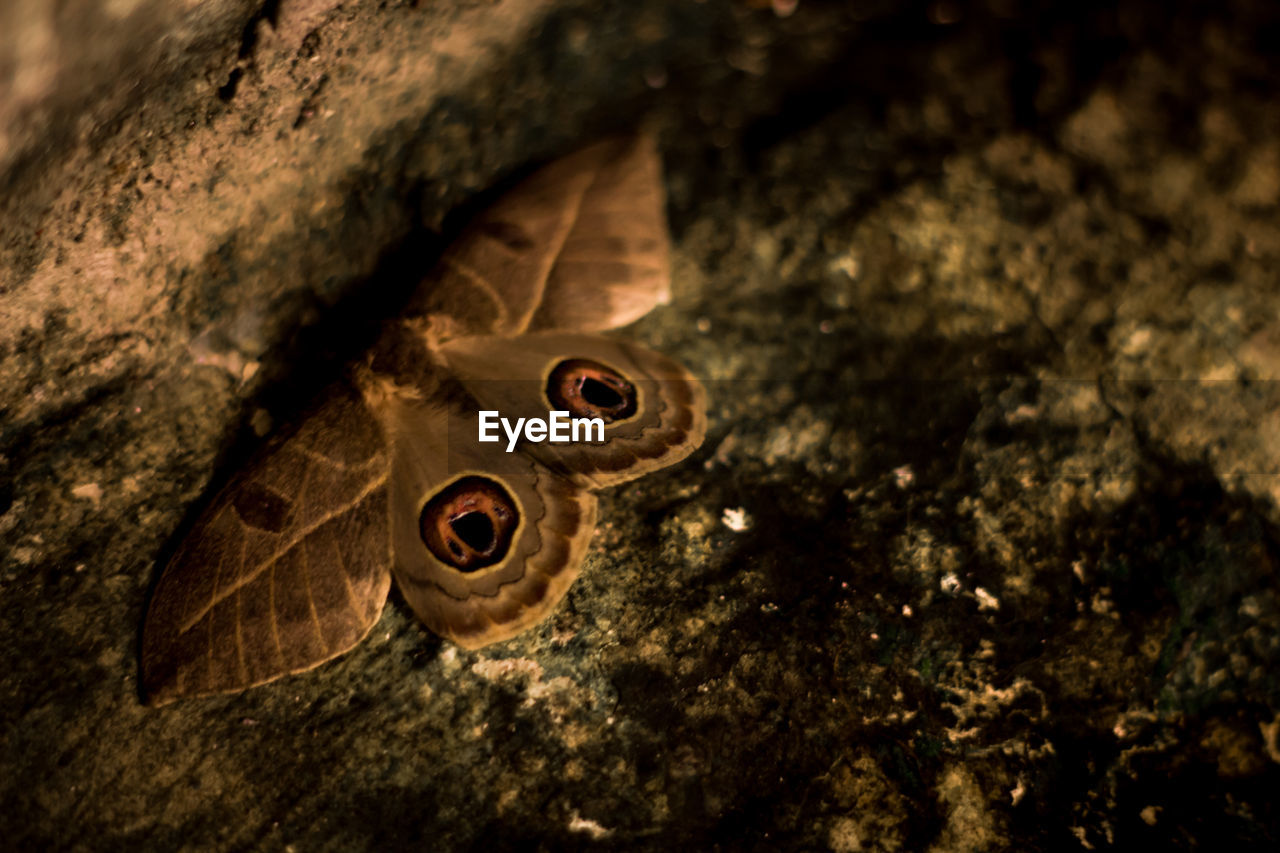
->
[567, 813, 611, 840]
[71, 482, 103, 507]
[721, 506, 751, 532]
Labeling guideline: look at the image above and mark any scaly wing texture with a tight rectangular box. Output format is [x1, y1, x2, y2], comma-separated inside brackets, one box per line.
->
[410, 143, 597, 337]
[409, 135, 670, 338]
[439, 331, 707, 490]
[141, 386, 393, 705]
[527, 134, 672, 333]
[372, 387, 599, 649]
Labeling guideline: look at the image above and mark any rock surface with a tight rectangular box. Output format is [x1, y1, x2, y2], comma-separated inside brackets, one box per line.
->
[3, 0, 1280, 849]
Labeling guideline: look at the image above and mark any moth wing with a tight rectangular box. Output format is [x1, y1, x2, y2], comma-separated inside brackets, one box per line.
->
[141, 385, 393, 705]
[374, 386, 597, 649]
[438, 331, 706, 490]
[527, 134, 672, 333]
[412, 135, 670, 338]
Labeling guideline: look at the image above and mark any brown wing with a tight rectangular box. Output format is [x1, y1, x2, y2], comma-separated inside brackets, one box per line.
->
[439, 331, 707, 490]
[527, 134, 672, 333]
[369, 385, 598, 650]
[141, 385, 392, 705]
[409, 135, 670, 338]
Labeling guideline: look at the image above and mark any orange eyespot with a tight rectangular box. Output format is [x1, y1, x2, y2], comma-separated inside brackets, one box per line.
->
[545, 359, 637, 423]
[419, 476, 518, 572]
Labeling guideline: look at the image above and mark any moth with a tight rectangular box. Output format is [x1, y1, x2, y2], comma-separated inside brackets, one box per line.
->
[142, 136, 707, 705]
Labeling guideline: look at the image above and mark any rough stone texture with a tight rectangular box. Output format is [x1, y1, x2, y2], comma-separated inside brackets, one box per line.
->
[4, 0, 1280, 849]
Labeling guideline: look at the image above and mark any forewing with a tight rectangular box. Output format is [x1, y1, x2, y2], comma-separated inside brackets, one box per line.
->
[409, 135, 670, 338]
[142, 385, 392, 705]
[527, 134, 672, 333]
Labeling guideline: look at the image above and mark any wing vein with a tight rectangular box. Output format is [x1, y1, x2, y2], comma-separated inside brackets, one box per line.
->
[440, 256, 509, 327]
[234, 587, 248, 683]
[334, 542, 369, 624]
[290, 445, 384, 472]
[204, 541, 229, 689]
[268, 560, 284, 666]
[177, 469, 387, 633]
[300, 542, 329, 655]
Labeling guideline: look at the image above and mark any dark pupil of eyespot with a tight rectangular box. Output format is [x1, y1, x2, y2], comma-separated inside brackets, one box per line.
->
[581, 377, 623, 409]
[451, 512, 495, 552]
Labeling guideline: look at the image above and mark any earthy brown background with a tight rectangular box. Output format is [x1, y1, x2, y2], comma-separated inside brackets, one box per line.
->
[3, 0, 1279, 849]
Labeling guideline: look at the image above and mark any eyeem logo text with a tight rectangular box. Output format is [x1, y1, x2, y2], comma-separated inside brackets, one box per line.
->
[478, 411, 605, 452]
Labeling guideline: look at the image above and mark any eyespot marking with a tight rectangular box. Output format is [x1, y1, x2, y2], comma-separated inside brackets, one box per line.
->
[546, 358, 637, 423]
[419, 476, 519, 572]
